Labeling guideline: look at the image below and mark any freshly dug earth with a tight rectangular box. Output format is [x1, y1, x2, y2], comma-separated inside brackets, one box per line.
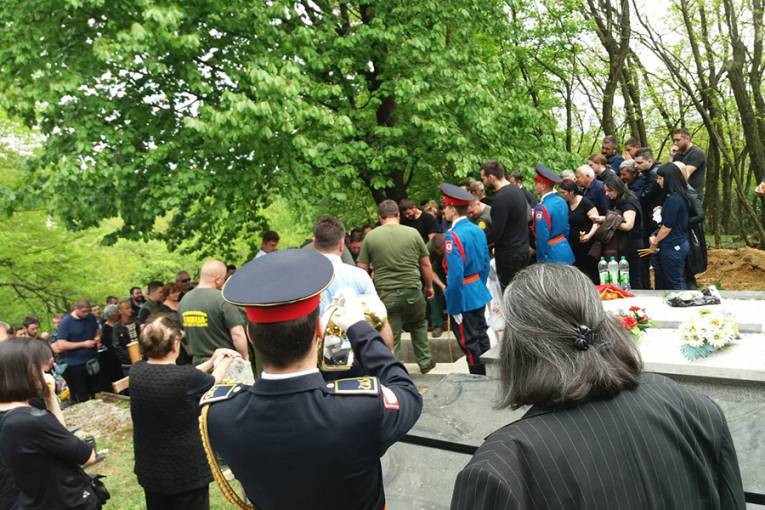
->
[62, 397, 233, 510]
[697, 248, 765, 290]
[63, 397, 132, 439]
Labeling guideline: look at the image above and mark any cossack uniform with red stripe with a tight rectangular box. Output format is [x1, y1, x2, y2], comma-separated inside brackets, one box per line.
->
[440, 183, 493, 375]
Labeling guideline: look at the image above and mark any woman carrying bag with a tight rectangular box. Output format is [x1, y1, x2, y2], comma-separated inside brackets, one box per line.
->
[0, 339, 103, 510]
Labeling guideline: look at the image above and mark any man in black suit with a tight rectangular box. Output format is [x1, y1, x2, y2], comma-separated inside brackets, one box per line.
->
[451, 264, 745, 510]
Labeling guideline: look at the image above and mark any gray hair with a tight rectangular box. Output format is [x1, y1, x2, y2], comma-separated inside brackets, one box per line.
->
[619, 159, 637, 173]
[602, 135, 619, 148]
[497, 264, 642, 410]
[560, 169, 575, 181]
[575, 164, 594, 178]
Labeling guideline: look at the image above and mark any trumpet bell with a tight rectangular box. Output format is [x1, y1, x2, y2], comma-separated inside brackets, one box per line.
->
[319, 295, 387, 371]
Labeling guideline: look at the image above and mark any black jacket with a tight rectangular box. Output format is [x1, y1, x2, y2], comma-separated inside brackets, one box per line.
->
[207, 322, 423, 510]
[451, 373, 745, 510]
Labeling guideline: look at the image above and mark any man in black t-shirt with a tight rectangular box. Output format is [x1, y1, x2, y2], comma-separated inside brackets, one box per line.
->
[480, 160, 529, 290]
[671, 127, 706, 202]
[399, 198, 439, 243]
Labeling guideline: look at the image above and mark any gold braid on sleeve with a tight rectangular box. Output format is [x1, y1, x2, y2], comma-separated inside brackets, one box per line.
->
[199, 404, 255, 510]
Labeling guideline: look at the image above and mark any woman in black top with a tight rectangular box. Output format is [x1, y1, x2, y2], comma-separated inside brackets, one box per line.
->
[158, 283, 192, 365]
[604, 178, 644, 289]
[96, 305, 123, 392]
[559, 180, 600, 284]
[0, 339, 97, 510]
[130, 313, 239, 510]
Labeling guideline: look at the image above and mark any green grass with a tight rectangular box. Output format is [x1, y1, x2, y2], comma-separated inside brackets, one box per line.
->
[73, 400, 239, 509]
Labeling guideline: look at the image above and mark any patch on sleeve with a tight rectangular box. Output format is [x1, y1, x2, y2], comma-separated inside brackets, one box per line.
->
[200, 383, 245, 406]
[327, 376, 379, 395]
[535, 211, 543, 221]
[445, 240, 453, 254]
[380, 384, 400, 410]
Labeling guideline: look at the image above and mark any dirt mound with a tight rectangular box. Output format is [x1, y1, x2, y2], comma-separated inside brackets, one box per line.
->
[63, 398, 132, 440]
[697, 248, 765, 290]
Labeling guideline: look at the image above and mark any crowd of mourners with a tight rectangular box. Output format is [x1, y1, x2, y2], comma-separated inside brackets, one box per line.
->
[0, 129, 754, 510]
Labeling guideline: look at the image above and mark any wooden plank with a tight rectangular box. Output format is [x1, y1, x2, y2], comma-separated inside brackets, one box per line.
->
[111, 377, 129, 394]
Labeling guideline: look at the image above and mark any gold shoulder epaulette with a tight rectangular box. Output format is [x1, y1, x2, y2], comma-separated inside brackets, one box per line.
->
[200, 383, 246, 406]
[326, 376, 379, 395]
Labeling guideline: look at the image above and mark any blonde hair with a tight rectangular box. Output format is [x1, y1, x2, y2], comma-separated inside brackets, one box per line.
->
[672, 161, 689, 181]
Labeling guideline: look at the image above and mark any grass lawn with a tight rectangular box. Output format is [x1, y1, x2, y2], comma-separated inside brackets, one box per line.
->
[64, 398, 240, 509]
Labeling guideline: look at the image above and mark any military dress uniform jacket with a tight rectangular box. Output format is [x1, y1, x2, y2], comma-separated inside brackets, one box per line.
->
[443, 218, 492, 315]
[534, 193, 575, 264]
[205, 321, 423, 510]
[451, 373, 745, 510]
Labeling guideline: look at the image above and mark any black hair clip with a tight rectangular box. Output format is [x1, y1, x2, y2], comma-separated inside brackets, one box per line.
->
[574, 324, 592, 351]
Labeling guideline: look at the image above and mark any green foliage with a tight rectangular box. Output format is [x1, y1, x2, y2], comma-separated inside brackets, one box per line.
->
[0, 0, 572, 255]
[0, 211, 198, 328]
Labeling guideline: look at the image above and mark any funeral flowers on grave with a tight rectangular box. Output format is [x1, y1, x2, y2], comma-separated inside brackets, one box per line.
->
[678, 308, 740, 360]
[617, 306, 653, 338]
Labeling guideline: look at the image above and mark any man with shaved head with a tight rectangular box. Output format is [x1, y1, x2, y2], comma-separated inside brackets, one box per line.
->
[178, 259, 248, 364]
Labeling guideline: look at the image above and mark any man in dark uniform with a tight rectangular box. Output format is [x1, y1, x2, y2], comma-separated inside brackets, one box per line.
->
[533, 164, 575, 265]
[440, 183, 493, 375]
[199, 249, 422, 510]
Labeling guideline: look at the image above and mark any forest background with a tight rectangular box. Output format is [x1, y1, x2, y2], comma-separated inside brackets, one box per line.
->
[1, 0, 765, 326]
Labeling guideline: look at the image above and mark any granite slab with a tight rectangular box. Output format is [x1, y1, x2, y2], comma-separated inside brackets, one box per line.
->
[383, 373, 765, 509]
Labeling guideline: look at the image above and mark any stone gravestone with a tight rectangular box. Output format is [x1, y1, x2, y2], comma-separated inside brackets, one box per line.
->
[382, 290, 765, 509]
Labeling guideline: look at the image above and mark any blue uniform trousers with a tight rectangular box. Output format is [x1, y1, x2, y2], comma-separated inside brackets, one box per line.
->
[450, 307, 490, 375]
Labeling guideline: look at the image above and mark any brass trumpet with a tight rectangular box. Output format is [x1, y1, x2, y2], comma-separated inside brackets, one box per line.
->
[319, 293, 387, 371]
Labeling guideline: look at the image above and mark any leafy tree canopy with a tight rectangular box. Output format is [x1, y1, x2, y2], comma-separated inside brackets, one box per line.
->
[0, 0, 574, 256]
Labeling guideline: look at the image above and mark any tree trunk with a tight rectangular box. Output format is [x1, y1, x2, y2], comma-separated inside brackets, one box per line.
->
[622, 59, 648, 144]
[586, 0, 631, 136]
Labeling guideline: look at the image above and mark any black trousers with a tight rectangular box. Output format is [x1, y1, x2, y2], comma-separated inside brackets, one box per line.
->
[450, 307, 490, 370]
[495, 250, 528, 291]
[62, 363, 98, 403]
[144, 485, 209, 510]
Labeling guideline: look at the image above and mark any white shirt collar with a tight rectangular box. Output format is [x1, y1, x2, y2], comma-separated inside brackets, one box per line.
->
[260, 368, 320, 380]
[541, 191, 556, 201]
[319, 252, 343, 264]
[451, 216, 468, 227]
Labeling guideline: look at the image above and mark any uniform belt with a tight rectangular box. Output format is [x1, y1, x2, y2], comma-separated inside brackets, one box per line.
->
[463, 274, 479, 284]
[548, 235, 565, 246]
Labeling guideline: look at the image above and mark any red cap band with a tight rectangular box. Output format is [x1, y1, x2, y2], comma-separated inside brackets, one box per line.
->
[443, 196, 472, 206]
[535, 174, 555, 187]
[244, 295, 321, 324]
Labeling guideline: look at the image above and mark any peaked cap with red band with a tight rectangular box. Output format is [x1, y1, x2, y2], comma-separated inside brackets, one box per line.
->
[534, 162, 562, 187]
[440, 182, 476, 206]
[222, 249, 333, 324]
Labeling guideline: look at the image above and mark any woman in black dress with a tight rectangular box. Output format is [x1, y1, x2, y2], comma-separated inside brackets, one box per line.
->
[604, 178, 644, 288]
[130, 313, 239, 510]
[0, 339, 98, 510]
[559, 180, 600, 283]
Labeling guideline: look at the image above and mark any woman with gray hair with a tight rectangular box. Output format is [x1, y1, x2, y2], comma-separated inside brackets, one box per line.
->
[451, 264, 745, 510]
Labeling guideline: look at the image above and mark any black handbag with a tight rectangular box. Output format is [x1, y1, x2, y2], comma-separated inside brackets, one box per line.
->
[85, 358, 100, 377]
[686, 222, 708, 275]
[79, 468, 110, 508]
[88, 474, 110, 506]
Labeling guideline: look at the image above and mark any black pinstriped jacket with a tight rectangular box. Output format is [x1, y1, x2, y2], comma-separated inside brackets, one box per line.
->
[451, 373, 745, 510]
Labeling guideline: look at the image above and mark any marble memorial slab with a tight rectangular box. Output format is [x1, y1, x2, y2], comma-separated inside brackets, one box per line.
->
[383, 373, 765, 509]
[601, 292, 765, 333]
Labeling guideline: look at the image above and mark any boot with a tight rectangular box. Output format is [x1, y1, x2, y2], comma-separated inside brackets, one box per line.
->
[468, 363, 486, 375]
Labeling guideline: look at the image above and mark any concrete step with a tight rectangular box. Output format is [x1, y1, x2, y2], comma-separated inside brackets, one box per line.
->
[398, 330, 465, 364]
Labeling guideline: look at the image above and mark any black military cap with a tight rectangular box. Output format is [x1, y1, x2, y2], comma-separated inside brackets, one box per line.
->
[222, 249, 333, 324]
[534, 163, 562, 185]
[440, 183, 475, 206]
